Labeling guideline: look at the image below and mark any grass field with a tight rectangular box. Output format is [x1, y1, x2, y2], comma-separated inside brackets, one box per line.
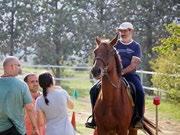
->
[145, 96, 180, 121]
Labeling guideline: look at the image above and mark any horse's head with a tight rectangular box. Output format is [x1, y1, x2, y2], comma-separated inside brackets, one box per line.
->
[91, 34, 121, 79]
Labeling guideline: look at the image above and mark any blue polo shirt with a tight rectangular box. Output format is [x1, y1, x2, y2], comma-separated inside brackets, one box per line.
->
[115, 40, 141, 71]
[0, 77, 32, 134]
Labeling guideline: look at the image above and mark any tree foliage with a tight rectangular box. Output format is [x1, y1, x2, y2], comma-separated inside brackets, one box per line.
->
[0, 0, 40, 58]
[0, 0, 179, 85]
[150, 23, 180, 102]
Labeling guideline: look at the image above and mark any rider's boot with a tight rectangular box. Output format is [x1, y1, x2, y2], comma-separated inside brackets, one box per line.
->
[134, 99, 144, 129]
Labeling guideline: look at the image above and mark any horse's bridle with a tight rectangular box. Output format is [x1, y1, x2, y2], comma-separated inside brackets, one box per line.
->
[93, 49, 120, 88]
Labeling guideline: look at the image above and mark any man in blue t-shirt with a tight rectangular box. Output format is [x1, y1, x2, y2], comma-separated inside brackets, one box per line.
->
[85, 22, 144, 129]
[0, 56, 40, 135]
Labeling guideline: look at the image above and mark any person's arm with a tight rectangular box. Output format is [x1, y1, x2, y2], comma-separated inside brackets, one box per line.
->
[121, 56, 141, 75]
[62, 89, 74, 109]
[36, 109, 45, 127]
[35, 98, 46, 135]
[67, 98, 74, 109]
[25, 103, 40, 135]
[36, 109, 45, 135]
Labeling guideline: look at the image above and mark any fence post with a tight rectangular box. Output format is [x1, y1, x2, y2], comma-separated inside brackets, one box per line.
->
[140, 70, 143, 86]
[47, 64, 50, 71]
[153, 96, 160, 135]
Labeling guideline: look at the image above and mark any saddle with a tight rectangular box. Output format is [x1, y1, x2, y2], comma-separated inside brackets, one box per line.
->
[122, 77, 136, 106]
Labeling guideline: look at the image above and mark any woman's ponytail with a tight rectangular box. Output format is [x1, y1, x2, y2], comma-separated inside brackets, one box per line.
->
[39, 72, 53, 105]
[42, 88, 49, 105]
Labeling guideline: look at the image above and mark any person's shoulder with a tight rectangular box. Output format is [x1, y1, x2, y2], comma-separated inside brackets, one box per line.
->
[9, 78, 27, 88]
[36, 95, 43, 101]
[18, 79, 28, 87]
[11, 77, 24, 83]
[57, 88, 67, 94]
[55, 87, 69, 96]
[54, 85, 63, 90]
[114, 40, 122, 48]
[132, 40, 140, 46]
[35, 95, 44, 106]
[13, 79, 30, 93]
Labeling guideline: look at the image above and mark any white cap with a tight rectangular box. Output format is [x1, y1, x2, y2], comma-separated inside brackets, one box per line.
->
[117, 22, 134, 30]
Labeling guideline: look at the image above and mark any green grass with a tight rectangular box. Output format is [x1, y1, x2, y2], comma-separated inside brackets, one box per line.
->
[59, 69, 92, 97]
[145, 96, 180, 121]
[62, 79, 92, 97]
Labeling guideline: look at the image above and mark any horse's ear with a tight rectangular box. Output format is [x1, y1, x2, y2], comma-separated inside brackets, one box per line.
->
[96, 37, 101, 46]
[110, 34, 119, 47]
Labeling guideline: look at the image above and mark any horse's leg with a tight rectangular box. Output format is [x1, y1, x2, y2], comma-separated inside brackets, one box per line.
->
[128, 128, 137, 135]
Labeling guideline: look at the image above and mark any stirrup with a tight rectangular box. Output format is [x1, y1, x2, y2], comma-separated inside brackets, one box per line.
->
[85, 115, 96, 129]
[85, 122, 96, 129]
[86, 115, 93, 123]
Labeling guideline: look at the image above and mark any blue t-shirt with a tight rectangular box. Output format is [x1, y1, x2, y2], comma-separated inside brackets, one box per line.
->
[115, 40, 141, 70]
[0, 77, 32, 134]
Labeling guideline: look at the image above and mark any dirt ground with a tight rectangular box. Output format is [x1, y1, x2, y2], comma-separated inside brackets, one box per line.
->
[73, 97, 180, 135]
[143, 111, 180, 135]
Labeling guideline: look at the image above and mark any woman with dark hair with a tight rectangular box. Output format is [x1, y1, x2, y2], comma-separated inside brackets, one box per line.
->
[35, 72, 75, 135]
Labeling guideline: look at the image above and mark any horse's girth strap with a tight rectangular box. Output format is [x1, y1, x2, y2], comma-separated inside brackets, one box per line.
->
[122, 80, 135, 107]
[127, 86, 135, 107]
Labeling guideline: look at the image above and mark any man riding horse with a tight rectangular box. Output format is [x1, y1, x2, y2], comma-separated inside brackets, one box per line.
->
[85, 22, 145, 129]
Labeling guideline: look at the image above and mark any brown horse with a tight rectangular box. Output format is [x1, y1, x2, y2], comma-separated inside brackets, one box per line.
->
[91, 35, 156, 135]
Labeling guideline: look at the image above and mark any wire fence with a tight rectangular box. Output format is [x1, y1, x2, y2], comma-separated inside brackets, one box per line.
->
[22, 64, 172, 96]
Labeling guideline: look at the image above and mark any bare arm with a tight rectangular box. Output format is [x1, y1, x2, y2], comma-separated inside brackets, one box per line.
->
[122, 56, 141, 75]
[25, 103, 40, 135]
[36, 109, 45, 135]
[67, 98, 74, 109]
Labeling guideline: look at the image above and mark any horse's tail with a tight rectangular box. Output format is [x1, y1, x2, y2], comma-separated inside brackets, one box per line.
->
[142, 117, 160, 135]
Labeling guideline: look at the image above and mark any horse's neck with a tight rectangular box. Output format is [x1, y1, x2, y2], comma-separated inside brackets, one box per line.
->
[101, 69, 121, 103]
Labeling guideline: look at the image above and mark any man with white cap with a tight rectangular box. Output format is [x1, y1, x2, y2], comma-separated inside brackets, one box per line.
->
[85, 22, 144, 129]
[115, 22, 144, 128]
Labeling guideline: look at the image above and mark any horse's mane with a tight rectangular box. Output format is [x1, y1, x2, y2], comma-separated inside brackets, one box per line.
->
[114, 49, 122, 77]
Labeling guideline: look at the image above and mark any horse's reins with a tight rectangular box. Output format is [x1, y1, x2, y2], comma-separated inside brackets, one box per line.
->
[94, 49, 120, 89]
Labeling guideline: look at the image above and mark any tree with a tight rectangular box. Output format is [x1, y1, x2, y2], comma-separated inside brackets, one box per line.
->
[0, 0, 40, 59]
[34, 0, 89, 83]
[150, 23, 180, 102]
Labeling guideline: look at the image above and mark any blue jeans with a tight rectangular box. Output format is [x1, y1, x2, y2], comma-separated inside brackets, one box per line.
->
[123, 73, 145, 118]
